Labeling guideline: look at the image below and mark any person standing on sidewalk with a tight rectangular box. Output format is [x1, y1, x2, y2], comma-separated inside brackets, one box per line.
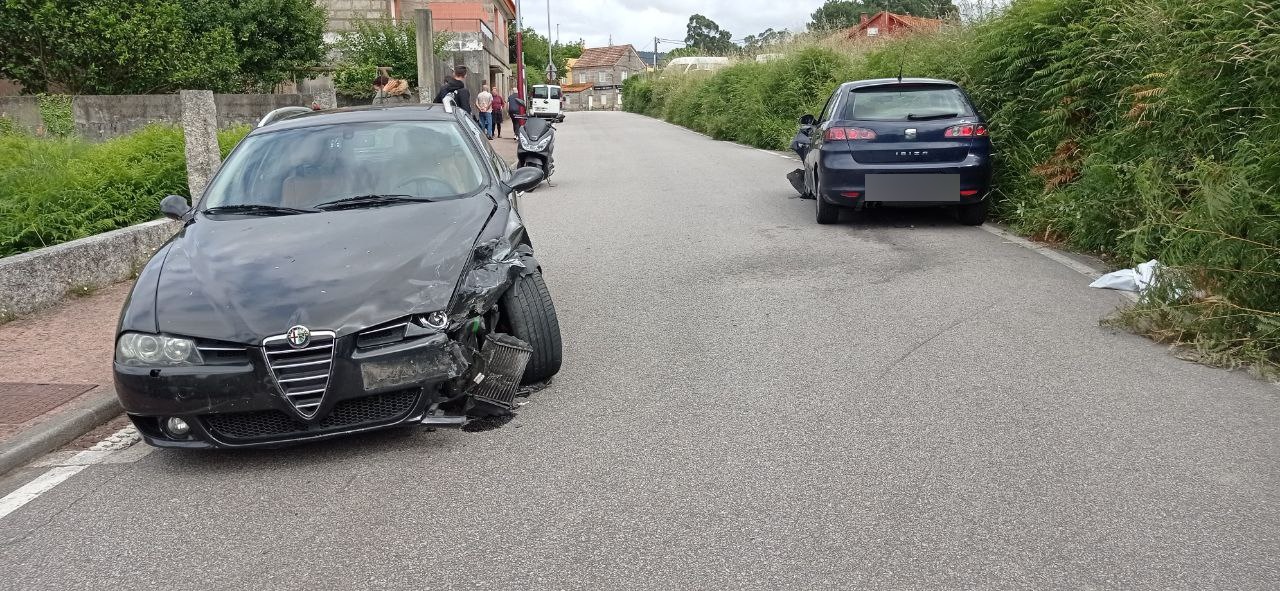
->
[507, 89, 525, 133]
[434, 65, 472, 115]
[475, 83, 494, 139]
[491, 89, 506, 138]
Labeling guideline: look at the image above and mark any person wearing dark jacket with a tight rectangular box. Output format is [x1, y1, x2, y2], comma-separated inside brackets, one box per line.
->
[434, 65, 472, 114]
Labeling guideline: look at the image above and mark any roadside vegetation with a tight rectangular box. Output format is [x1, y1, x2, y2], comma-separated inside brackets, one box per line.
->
[0, 125, 250, 257]
[624, 0, 1280, 373]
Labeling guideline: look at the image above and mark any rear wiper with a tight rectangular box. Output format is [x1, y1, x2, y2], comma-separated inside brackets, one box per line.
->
[314, 194, 432, 210]
[907, 112, 959, 121]
[202, 204, 315, 216]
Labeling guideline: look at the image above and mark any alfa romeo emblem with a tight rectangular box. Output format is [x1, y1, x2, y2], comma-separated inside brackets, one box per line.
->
[285, 325, 311, 349]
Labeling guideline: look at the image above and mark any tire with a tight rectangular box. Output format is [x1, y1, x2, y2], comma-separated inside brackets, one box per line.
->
[499, 271, 563, 384]
[957, 200, 988, 226]
[815, 194, 840, 224]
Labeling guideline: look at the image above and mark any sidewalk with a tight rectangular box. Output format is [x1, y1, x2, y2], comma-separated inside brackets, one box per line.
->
[0, 136, 521, 465]
[0, 282, 128, 452]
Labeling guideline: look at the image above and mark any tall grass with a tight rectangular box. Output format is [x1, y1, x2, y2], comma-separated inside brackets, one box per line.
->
[625, 0, 1280, 371]
[0, 125, 250, 257]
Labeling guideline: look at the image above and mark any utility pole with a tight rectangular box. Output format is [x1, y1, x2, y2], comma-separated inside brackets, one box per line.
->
[546, 0, 554, 83]
[516, 0, 525, 110]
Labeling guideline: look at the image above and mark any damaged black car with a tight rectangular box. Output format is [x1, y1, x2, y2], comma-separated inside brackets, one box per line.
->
[113, 104, 562, 448]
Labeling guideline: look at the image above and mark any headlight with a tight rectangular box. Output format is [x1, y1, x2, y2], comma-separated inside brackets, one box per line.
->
[116, 333, 204, 366]
[520, 135, 552, 152]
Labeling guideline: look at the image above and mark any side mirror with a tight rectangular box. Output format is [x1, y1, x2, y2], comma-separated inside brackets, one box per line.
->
[799, 114, 816, 126]
[799, 124, 815, 136]
[159, 195, 191, 220]
[506, 167, 546, 192]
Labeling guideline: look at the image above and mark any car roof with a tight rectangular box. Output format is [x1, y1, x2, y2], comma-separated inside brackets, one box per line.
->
[841, 78, 959, 90]
[250, 104, 457, 135]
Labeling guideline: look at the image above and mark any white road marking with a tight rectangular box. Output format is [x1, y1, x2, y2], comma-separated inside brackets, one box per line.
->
[0, 465, 87, 520]
[1, 425, 150, 521]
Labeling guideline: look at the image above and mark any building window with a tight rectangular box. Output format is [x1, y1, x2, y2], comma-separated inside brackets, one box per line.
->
[597, 71, 608, 84]
[621, 71, 628, 81]
[867, 27, 879, 37]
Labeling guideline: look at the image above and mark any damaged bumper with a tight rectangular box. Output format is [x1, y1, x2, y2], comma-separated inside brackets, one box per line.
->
[115, 333, 466, 449]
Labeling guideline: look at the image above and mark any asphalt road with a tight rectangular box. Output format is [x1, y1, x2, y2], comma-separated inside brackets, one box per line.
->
[2, 112, 1277, 590]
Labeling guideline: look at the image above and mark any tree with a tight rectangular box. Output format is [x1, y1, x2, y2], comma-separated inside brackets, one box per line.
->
[0, 0, 327, 94]
[331, 18, 455, 99]
[180, 0, 328, 91]
[508, 27, 583, 88]
[743, 28, 791, 54]
[684, 14, 734, 55]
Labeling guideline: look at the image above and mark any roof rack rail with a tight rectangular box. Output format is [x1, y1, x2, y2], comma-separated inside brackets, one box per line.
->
[256, 106, 314, 128]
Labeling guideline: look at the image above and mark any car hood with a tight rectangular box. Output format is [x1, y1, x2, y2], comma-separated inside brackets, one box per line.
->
[154, 197, 495, 344]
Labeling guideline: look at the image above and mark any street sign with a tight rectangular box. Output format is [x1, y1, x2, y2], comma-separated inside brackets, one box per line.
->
[545, 63, 558, 82]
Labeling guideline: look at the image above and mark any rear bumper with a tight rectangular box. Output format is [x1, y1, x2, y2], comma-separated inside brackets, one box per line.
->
[816, 151, 992, 207]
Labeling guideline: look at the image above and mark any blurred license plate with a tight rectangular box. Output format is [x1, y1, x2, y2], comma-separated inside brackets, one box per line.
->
[866, 174, 959, 202]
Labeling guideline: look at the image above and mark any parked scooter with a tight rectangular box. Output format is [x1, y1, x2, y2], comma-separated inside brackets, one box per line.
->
[513, 114, 555, 190]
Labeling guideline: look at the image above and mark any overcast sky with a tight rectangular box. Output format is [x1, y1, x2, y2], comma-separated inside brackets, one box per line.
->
[514, 0, 832, 50]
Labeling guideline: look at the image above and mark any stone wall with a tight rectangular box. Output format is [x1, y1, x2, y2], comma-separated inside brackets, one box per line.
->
[72, 93, 319, 140]
[0, 97, 41, 133]
[0, 220, 179, 320]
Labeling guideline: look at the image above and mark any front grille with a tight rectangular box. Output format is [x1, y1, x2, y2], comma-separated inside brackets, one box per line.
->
[356, 318, 409, 349]
[263, 331, 336, 418]
[195, 339, 250, 365]
[203, 389, 421, 442]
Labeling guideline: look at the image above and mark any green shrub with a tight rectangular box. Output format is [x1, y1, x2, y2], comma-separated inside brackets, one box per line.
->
[630, 0, 1280, 370]
[0, 125, 252, 257]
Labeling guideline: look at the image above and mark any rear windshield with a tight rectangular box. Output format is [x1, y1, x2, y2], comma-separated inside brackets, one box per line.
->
[532, 86, 562, 100]
[842, 86, 973, 121]
[203, 121, 487, 209]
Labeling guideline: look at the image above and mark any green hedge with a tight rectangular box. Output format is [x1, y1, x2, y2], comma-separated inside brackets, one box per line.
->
[625, 0, 1280, 371]
[0, 125, 250, 257]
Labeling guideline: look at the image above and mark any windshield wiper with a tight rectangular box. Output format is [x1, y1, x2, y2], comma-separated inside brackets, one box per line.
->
[313, 194, 432, 211]
[202, 204, 315, 216]
[907, 112, 959, 121]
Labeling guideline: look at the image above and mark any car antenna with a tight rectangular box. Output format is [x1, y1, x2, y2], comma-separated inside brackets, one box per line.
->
[897, 58, 904, 83]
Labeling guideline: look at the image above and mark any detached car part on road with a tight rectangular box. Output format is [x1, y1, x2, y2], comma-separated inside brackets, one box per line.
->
[791, 78, 993, 225]
[114, 104, 562, 448]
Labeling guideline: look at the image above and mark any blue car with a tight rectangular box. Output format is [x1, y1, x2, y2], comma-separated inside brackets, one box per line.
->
[792, 78, 993, 225]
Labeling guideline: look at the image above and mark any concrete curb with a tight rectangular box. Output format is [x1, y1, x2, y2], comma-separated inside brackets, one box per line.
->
[0, 388, 122, 476]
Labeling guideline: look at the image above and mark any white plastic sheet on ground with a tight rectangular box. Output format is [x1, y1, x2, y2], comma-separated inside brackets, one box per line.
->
[1090, 259, 1162, 293]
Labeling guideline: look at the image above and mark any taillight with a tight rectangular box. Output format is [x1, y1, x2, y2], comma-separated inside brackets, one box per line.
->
[824, 127, 877, 141]
[945, 124, 988, 137]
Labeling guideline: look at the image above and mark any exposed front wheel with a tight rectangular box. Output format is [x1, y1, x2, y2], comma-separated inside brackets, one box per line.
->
[957, 200, 988, 226]
[499, 271, 563, 384]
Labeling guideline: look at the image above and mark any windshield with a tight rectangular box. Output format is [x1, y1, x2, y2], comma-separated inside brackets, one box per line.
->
[532, 86, 562, 100]
[843, 86, 974, 121]
[202, 121, 487, 210]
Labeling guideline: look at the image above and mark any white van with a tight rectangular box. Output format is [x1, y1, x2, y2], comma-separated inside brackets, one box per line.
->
[662, 56, 731, 76]
[530, 85, 564, 122]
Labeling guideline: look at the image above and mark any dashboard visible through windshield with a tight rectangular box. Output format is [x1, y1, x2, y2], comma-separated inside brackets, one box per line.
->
[202, 121, 488, 211]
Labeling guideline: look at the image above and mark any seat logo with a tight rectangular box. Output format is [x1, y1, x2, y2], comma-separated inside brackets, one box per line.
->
[904, 128, 917, 140]
[285, 325, 312, 349]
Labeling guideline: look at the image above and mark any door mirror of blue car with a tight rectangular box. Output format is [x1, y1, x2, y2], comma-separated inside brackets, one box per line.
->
[799, 114, 816, 126]
[159, 195, 191, 220]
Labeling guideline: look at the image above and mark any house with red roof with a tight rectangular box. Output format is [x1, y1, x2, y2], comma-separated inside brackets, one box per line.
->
[844, 11, 945, 40]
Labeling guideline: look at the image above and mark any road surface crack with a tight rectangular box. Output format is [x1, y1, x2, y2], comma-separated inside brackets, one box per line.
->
[878, 300, 1001, 377]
